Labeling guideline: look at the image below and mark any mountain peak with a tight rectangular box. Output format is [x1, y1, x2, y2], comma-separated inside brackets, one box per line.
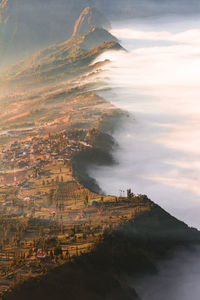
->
[72, 6, 111, 37]
[82, 6, 93, 14]
[78, 27, 119, 51]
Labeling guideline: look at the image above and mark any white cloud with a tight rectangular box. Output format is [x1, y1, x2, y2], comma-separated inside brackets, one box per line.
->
[92, 20, 200, 228]
[111, 27, 200, 46]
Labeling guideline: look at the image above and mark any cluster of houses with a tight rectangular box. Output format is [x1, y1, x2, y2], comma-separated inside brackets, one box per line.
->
[0, 131, 91, 175]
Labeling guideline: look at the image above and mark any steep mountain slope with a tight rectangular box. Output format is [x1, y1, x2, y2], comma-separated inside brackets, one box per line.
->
[0, 9, 122, 144]
[72, 6, 110, 37]
[0, 27, 120, 89]
[0, 0, 91, 66]
[0, 3, 110, 67]
[1, 0, 198, 67]
[3, 198, 200, 300]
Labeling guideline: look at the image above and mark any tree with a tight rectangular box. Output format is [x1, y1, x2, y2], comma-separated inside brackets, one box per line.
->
[127, 188, 134, 199]
[39, 227, 44, 238]
[48, 189, 54, 206]
[54, 246, 62, 256]
[84, 195, 89, 207]
[50, 250, 54, 260]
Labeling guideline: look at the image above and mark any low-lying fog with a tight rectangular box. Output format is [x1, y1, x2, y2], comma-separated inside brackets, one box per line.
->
[90, 15, 200, 229]
[134, 246, 200, 300]
[90, 15, 200, 299]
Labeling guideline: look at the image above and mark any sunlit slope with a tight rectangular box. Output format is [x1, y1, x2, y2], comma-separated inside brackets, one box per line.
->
[0, 27, 120, 90]
[73, 6, 111, 37]
[0, 0, 90, 65]
[0, 26, 122, 145]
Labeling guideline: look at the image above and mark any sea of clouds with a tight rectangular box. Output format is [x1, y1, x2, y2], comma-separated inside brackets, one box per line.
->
[90, 15, 200, 229]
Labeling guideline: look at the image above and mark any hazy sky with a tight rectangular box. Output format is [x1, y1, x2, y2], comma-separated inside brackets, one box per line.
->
[134, 246, 200, 300]
[95, 0, 200, 18]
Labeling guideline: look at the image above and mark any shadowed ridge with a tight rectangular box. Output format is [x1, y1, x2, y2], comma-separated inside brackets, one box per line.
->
[72, 6, 111, 37]
[0, 25, 122, 89]
[2, 197, 200, 300]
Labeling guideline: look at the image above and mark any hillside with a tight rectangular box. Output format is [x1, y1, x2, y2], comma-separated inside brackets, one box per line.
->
[0, 3, 111, 67]
[0, 27, 120, 90]
[2, 199, 200, 300]
[1, 0, 199, 67]
[0, 22, 122, 142]
[0, 0, 90, 66]
[1, 3, 200, 300]
[0, 6, 123, 164]
[72, 6, 111, 37]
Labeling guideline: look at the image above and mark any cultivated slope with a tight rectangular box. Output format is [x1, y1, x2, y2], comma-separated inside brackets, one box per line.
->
[3, 199, 200, 300]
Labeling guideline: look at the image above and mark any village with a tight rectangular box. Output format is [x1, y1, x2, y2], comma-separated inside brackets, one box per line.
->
[0, 127, 152, 294]
[0, 189, 151, 294]
[0, 128, 92, 177]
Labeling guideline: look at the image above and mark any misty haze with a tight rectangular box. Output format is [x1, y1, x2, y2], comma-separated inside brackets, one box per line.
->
[1, 1, 200, 300]
[90, 15, 200, 229]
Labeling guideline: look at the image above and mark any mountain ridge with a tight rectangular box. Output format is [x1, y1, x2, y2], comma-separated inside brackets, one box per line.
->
[0, 25, 121, 89]
[72, 6, 111, 37]
[2, 196, 200, 300]
[1, 0, 200, 67]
